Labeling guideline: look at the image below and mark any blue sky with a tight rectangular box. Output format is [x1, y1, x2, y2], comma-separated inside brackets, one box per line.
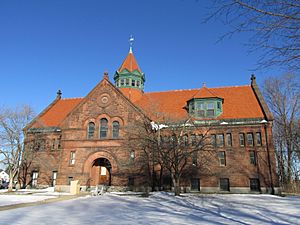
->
[0, 0, 285, 113]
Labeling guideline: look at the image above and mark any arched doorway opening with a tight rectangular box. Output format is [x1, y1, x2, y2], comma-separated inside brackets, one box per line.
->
[90, 158, 112, 186]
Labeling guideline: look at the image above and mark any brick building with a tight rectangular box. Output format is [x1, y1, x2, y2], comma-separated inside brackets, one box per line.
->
[24, 46, 279, 194]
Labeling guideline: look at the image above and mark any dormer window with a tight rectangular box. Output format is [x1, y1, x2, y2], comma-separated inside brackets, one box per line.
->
[188, 98, 223, 118]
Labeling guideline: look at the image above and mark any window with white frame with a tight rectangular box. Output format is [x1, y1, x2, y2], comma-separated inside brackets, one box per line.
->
[70, 151, 76, 165]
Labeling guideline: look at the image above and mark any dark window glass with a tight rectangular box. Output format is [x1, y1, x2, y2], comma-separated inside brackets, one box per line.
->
[218, 151, 226, 166]
[247, 133, 254, 146]
[112, 121, 120, 139]
[191, 178, 200, 191]
[217, 102, 221, 110]
[87, 122, 95, 139]
[250, 151, 256, 165]
[226, 133, 232, 147]
[128, 177, 134, 186]
[216, 134, 224, 147]
[100, 118, 108, 139]
[125, 78, 129, 86]
[211, 134, 216, 147]
[183, 135, 188, 146]
[239, 133, 245, 146]
[192, 152, 197, 166]
[131, 79, 135, 86]
[136, 80, 140, 87]
[256, 132, 262, 146]
[250, 178, 260, 191]
[191, 134, 196, 146]
[120, 79, 124, 86]
[220, 178, 230, 191]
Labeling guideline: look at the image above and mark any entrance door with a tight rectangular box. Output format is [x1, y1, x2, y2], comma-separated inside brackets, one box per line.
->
[91, 158, 112, 186]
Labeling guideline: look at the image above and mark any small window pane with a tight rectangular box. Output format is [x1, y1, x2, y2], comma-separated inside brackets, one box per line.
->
[87, 122, 95, 139]
[100, 118, 108, 139]
[70, 151, 76, 165]
[211, 134, 216, 147]
[217, 102, 221, 109]
[191, 178, 200, 191]
[247, 133, 254, 146]
[250, 178, 260, 191]
[136, 80, 140, 87]
[218, 151, 226, 166]
[226, 133, 232, 147]
[125, 78, 129, 86]
[220, 178, 230, 191]
[239, 133, 245, 146]
[131, 79, 136, 86]
[120, 79, 125, 86]
[256, 132, 262, 146]
[112, 121, 120, 139]
[250, 151, 256, 165]
[216, 134, 224, 147]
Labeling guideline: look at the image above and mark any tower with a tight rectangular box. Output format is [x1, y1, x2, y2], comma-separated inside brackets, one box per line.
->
[114, 36, 145, 92]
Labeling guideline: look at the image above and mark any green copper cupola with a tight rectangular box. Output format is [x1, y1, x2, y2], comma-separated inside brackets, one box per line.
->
[114, 37, 145, 91]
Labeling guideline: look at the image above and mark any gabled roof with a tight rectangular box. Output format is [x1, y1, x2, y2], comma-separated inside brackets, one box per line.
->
[31, 98, 82, 128]
[118, 51, 142, 74]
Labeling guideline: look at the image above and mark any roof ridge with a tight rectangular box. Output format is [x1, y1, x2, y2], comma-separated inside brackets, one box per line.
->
[61, 97, 84, 100]
[144, 85, 251, 94]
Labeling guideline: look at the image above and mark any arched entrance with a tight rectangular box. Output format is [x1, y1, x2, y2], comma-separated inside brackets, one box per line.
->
[90, 158, 112, 186]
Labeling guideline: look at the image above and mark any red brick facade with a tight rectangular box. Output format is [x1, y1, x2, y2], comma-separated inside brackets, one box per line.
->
[23, 50, 279, 193]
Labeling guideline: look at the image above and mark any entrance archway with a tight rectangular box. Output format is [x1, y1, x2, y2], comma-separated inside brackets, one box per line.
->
[90, 158, 112, 186]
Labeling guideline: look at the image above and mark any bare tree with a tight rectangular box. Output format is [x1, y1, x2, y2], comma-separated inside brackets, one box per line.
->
[207, 1, 300, 70]
[126, 114, 213, 196]
[263, 74, 300, 189]
[0, 105, 35, 191]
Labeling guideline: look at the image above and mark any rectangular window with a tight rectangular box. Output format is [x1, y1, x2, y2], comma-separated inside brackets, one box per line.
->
[191, 134, 197, 146]
[192, 152, 197, 166]
[250, 178, 260, 191]
[211, 134, 216, 147]
[217, 102, 221, 110]
[189, 102, 195, 114]
[125, 78, 129, 86]
[68, 176, 74, 185]
[196, 102, 205, 117]
[206, 102, 215, 117]
[218, 151, 226, 166]
[52, 171, 57, 187]
[32, 171, 39, 187]
[128, 177, 134, 187]
[70, 151, 76, 165]
[226, 133, 232, 147]
[239, 133, 245, 147]
[247, 133, 254, 146]
[220, 178, 230, 191]
[191, 178, 200, 191]
[136, 80, 140, 87]
[131, 79, 136, 86]
[120, 79, 124, 86]
[216, 134, 224, 147]
[250, 151, 257, 165]
[256, 132, 262, 146]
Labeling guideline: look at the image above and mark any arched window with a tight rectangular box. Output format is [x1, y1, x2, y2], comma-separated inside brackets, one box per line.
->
[87, 122, 95, 139]
[100, 118, 108, 139]
[112, 121, 120, 138]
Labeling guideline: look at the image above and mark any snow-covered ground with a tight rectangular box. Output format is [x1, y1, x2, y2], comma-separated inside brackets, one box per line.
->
[0, 192, 299, 225]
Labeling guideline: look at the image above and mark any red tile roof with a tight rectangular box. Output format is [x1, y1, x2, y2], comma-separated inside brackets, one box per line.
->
[133, 85, 264, 121]
[29, 85, 265, 128]
[32, 98, 82, 128]
[118, 52, 142, 73]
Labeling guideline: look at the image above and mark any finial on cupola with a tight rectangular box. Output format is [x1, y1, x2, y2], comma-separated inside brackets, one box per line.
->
[202, 82, 206, 88]
[129, 35, 134, 53]
[103, 71, 109, 80]
[56, 89, 62, 99]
